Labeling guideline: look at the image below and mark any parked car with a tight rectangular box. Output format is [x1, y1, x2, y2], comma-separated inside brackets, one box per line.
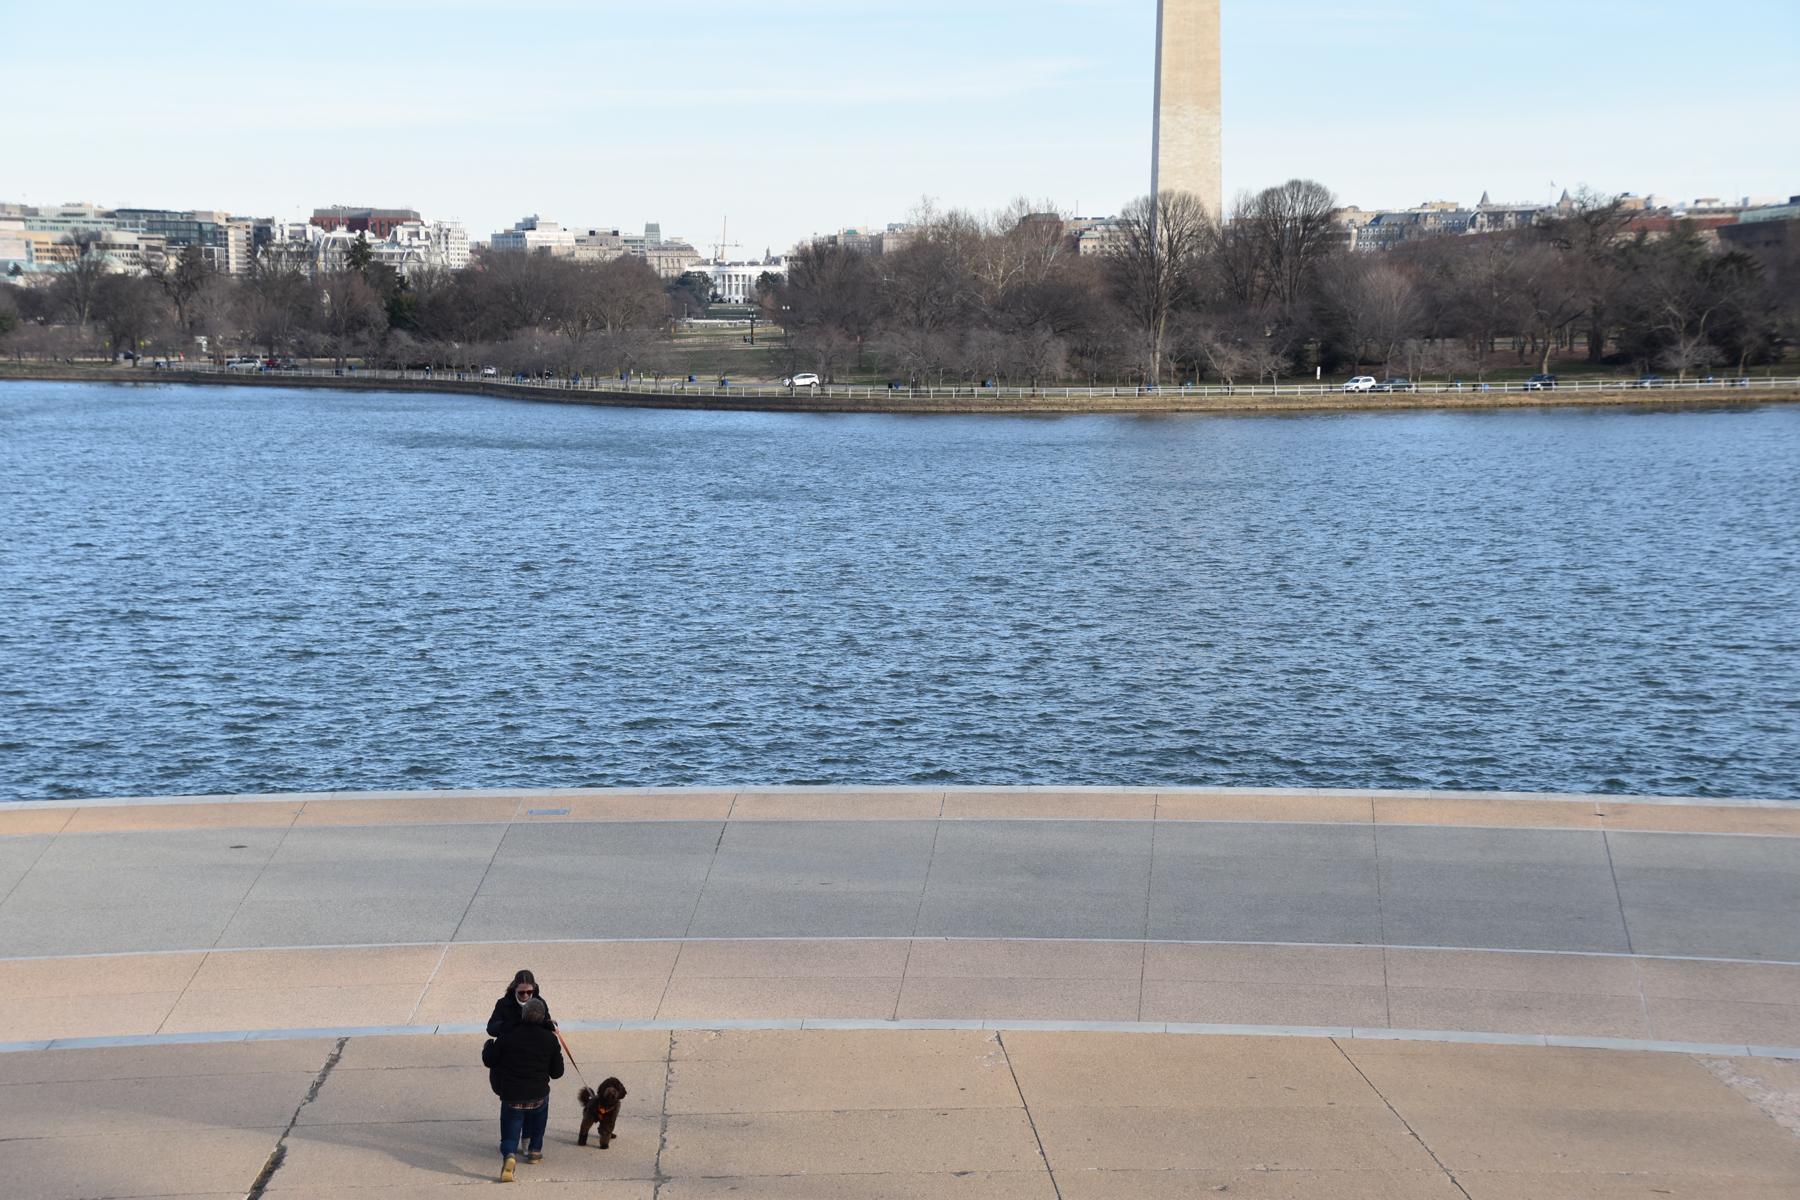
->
[1525, 374, 1558, 390]
[1343, 376, 1377, 393]
[1631, 375, 1667, 388]
[1371, 378, 1417, 393]
[224, 358, 263, 373]
[480, 365, 498, 377]
[782, 373, 822, 388]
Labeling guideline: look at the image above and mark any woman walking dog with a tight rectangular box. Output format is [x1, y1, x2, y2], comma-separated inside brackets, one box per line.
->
[487, 970, 554, 1036]
[482, 997, 564, 1181]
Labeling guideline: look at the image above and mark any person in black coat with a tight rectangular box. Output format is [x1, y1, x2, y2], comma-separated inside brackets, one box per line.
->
[482, 997, 564, 1180]
[487, 970, 555, 1037]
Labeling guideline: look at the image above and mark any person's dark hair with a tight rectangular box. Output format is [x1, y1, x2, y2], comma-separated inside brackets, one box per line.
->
[509, 970, 538, 991]
[521, 998, 549, 1025]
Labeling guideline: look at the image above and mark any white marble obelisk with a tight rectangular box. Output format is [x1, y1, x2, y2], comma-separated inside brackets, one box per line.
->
[1152, 0, 1223, 216]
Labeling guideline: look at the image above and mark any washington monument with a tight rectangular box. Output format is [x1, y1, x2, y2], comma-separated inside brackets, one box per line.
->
[1152, 0, 1223, 217]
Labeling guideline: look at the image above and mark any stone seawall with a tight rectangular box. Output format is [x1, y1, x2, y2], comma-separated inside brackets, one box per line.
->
[7, 364, 1800, 416]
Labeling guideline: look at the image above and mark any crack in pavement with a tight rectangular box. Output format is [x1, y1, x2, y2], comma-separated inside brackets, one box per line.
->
[244, 1036, 347, 1200]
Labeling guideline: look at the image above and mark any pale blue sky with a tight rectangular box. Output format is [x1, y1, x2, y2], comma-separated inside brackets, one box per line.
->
[5, 0, 1796, 252]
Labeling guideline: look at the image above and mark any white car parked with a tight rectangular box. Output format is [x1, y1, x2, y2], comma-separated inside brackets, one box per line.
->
[1342, 376, 1377, 393]
[224, 358, 263, 373]
[782, 373, 822, 388]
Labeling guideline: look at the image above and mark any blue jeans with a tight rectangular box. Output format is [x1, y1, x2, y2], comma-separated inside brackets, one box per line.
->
[500, 1100, 549, 1158]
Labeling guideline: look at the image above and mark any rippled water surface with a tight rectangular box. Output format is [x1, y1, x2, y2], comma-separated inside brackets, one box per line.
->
[3, 381, 1797, 801]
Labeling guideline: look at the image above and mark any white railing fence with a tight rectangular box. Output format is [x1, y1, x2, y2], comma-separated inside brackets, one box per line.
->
[168, 365, 1800, 403]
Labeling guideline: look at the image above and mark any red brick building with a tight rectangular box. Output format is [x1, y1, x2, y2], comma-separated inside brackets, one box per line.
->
[310, 206, 422, 239]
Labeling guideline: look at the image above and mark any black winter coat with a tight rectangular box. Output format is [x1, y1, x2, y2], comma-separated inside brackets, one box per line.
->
[487, 994, 555, 1037]
[482, 1022, 565, 1104]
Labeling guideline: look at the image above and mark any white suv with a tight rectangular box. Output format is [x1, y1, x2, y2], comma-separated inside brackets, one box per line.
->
[225, 358, 263, 373]
[783, 373, 821, 388]
[1343, 376, 1377, 393]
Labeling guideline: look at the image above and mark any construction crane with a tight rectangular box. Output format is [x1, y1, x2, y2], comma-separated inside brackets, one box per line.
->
[711, 216, 741, 264]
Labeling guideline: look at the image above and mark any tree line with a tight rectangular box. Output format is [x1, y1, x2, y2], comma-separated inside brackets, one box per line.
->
[769, 184, 1796, 385]
[0, 233, 679, 377]
[4, 187, 1795, 386]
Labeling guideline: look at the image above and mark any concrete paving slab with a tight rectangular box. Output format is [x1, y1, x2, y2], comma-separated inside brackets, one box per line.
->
[1031, 1105, 1435, 1172]
[0, 810, 73, 836]
[436, 939, 681, 982]
[1153, 792, 1374, 824]
[659, 1108, 1043, 1177]
[189, 945, 441, 989]
[1638, 957, 1800, 1005]
[1379, 878, 1631, 954]
[0, 950, 203, 998]
[942, 791, 1156, 820]
[9, 993, 188, 1042]
[896, 977, 1141, 1022]
[1055, 1168, 1464, 1199]
[1340, 1043, 1744, 1112]
[216, 898, 469, 950]
[1147, 868, 1383, 945]
[274, 1115, 660, 1186]
[668, 1027, 995, 1064]
[1375, 798, 1601, 829]
[1003, 1031, 1385, 1111]
[0, 1070, 314, 1137]
[3, 1127, 285, 1200]
[454, 891, 699, 942]
[1600, 803, 1800, 835]
[62, 802, 303, 833]
[661, 1174, 1055, 1200]
[1386, 986, 1651, 1039]
[903, 939, 1142, 981]
[293, 795, 520, 826]
[544, 793, 733, 822]
[160, 983, 426, 1034]
[272, 1184, 653, 1200]
[671, 937, 911, 979]
[729, 791, 943, 821]
[688, 887, 926, 939]
[1140, 980, 1389, 1028]
[412, 977, 667, 1025]
[1401, 1107, 1800, 1177]
[0, 903, 240, 957]
[659, 976, 901, 1020]
[1617, 904, 1800, 961]
[1144, 943, 1384, 986]
[0, 834, 54, 894]
[0, 1037, 336, 1084]
[666, 1046, 1018, 1113]
[1453, 1173, 1800, 1199]
[1648, 998, 1800, 1046]
[1383, 948, 1641, 995]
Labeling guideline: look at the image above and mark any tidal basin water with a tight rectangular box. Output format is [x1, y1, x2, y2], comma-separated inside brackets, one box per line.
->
[2, 381, 1797, 801]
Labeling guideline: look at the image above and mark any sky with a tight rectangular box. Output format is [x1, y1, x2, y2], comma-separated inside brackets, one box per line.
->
[4, 0, 1797, 254]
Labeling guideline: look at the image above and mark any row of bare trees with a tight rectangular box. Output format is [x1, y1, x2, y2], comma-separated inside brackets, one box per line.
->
[1, 241, 677, 377]
[768, 183, 1796, 385]
[4, 186, 1795, 385]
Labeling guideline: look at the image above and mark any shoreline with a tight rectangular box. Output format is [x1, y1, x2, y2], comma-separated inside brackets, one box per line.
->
[6, 363, 1799, 416]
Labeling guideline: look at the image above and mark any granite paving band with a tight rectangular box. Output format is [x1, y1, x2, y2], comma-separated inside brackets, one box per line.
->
[3, 1029, 1797, 1200]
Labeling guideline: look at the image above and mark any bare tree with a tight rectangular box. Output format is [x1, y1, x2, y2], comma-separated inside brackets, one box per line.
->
[92, 274, 164, 359]
[51, 230, 111, 327]
[147, 244, 212, 337]
[1111, 190, 1212, 383]
[1243, 179, 1340, 312]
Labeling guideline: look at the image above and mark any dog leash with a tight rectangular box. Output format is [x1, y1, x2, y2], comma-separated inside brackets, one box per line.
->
[554, 1027, 590, 1089]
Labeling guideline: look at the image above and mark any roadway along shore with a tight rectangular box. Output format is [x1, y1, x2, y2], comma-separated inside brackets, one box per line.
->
[6, 363, 1800, 416]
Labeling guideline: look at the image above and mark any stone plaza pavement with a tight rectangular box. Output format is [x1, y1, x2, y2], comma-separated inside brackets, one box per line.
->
[2, 787, 1799, 1196]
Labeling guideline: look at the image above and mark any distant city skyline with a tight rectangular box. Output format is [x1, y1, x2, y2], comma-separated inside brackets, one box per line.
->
[7, 0, 1797, 254]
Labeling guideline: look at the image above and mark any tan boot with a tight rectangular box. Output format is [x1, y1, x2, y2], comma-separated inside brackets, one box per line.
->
[500, 1154, 516, 1183]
